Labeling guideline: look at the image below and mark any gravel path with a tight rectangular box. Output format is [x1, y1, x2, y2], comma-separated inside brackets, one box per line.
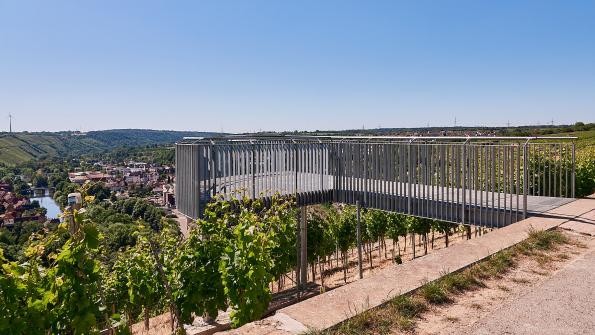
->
[462, 244, 595, 335]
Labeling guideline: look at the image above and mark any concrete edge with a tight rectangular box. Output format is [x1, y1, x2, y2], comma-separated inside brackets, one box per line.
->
[269, 313, 309, 334]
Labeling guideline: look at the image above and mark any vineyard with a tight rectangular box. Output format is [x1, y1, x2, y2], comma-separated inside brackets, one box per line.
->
[0, 194, 489, 335]
[2, 135, 593, 335]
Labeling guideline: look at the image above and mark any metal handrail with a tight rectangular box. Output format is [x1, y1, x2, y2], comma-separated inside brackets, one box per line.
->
[179, 134, 577, 144]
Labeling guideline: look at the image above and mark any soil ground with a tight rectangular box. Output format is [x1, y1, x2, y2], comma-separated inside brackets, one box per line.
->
[398, 229, 595, 335]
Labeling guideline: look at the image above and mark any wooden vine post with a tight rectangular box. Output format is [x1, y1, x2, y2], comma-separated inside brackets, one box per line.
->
[300, 206, 307, 294]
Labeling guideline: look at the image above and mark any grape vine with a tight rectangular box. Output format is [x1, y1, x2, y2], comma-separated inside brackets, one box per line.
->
[0, 196, 474, 333]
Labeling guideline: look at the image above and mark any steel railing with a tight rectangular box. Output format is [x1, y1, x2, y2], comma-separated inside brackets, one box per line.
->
[175, 135, 576, 227]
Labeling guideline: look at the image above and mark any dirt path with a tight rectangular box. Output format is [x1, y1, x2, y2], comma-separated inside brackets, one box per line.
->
[408, 230, 595, 335]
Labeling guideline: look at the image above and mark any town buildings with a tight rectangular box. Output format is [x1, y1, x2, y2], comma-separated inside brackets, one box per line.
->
[0, 182, 46, 227]
[68, 161, 175, 207]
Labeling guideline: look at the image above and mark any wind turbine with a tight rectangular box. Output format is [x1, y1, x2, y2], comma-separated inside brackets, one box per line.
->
[8, 113, 12, 133]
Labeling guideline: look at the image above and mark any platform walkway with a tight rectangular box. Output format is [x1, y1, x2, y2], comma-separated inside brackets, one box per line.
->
[195, 171, 575, 228]
[176, 137, 577, 227]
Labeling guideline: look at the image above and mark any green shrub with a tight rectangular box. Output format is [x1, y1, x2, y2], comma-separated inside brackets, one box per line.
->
[390, 295, 427, 318]
[440, 272, 482, 293]
[419, 282, 450, 304]
[527, 229, 569, 250]
[485, 251, 515, 276]
[576, 148, 595, 197]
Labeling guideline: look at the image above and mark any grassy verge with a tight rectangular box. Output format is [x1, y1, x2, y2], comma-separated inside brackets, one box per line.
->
[313, 229, 570, 335]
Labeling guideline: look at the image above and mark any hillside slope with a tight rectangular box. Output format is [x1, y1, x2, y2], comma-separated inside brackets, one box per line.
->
[547, 129, 595, 150]
[0, 129, 216, 165]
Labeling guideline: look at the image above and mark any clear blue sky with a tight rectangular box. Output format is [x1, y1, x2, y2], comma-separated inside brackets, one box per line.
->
[1, 1, 594, 133]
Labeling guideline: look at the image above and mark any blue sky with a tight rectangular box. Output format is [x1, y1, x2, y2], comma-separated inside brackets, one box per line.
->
[1, 1, 594, 133]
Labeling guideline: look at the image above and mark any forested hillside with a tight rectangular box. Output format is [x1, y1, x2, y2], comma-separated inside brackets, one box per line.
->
[84, 129, 218, 148]
[0, 130, 217, 165]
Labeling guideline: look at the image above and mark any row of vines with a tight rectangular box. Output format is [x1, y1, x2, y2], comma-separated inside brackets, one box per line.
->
[0, 193, 479, 335]
[302, 204, 470, 287]
[526, 147, 595, 198]
[575, 146, 595, 197]
[0, 196, 302, 334]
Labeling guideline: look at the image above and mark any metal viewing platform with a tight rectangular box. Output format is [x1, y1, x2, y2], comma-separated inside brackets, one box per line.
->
[175, 135, 576, 228]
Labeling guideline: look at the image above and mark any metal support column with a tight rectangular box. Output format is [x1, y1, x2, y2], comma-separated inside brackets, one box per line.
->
[356, 200, 363, 279]
[462, 143, 467, 226]
[523, 141, 528, 218]
[571, 142, 575, 198]
[251, 144, 256, 199]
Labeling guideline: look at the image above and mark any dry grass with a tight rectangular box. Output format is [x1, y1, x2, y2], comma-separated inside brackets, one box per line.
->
[511, 277, 531, 284]
[497, 285, 511, 291]
[440, 271, 484, 293]
[534, 252, 555, 268]
[469, 303, 482, 310]
[529, 268, 549, 276]
[444, 316, 460, 323]
[556, 253, 570, 260]
[419, 282, 451, 304]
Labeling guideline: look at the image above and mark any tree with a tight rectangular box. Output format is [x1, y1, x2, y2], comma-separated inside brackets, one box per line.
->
[102, 223, 137, 254]
[12, 179, 31, 197]
[32, 175, 48, 188]
[86, 182, 111, 201]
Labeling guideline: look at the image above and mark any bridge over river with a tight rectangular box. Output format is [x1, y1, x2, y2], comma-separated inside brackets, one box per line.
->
[175, 135, 576, 228]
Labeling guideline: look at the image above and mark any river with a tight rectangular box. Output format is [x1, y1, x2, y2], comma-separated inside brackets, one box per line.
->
[31, 189, 62, 220]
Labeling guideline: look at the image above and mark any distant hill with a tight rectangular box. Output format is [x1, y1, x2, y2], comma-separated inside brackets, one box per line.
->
[0, 129, 218, 165]
[84, 129, 219, 148]
[2, 125, 591, 166]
